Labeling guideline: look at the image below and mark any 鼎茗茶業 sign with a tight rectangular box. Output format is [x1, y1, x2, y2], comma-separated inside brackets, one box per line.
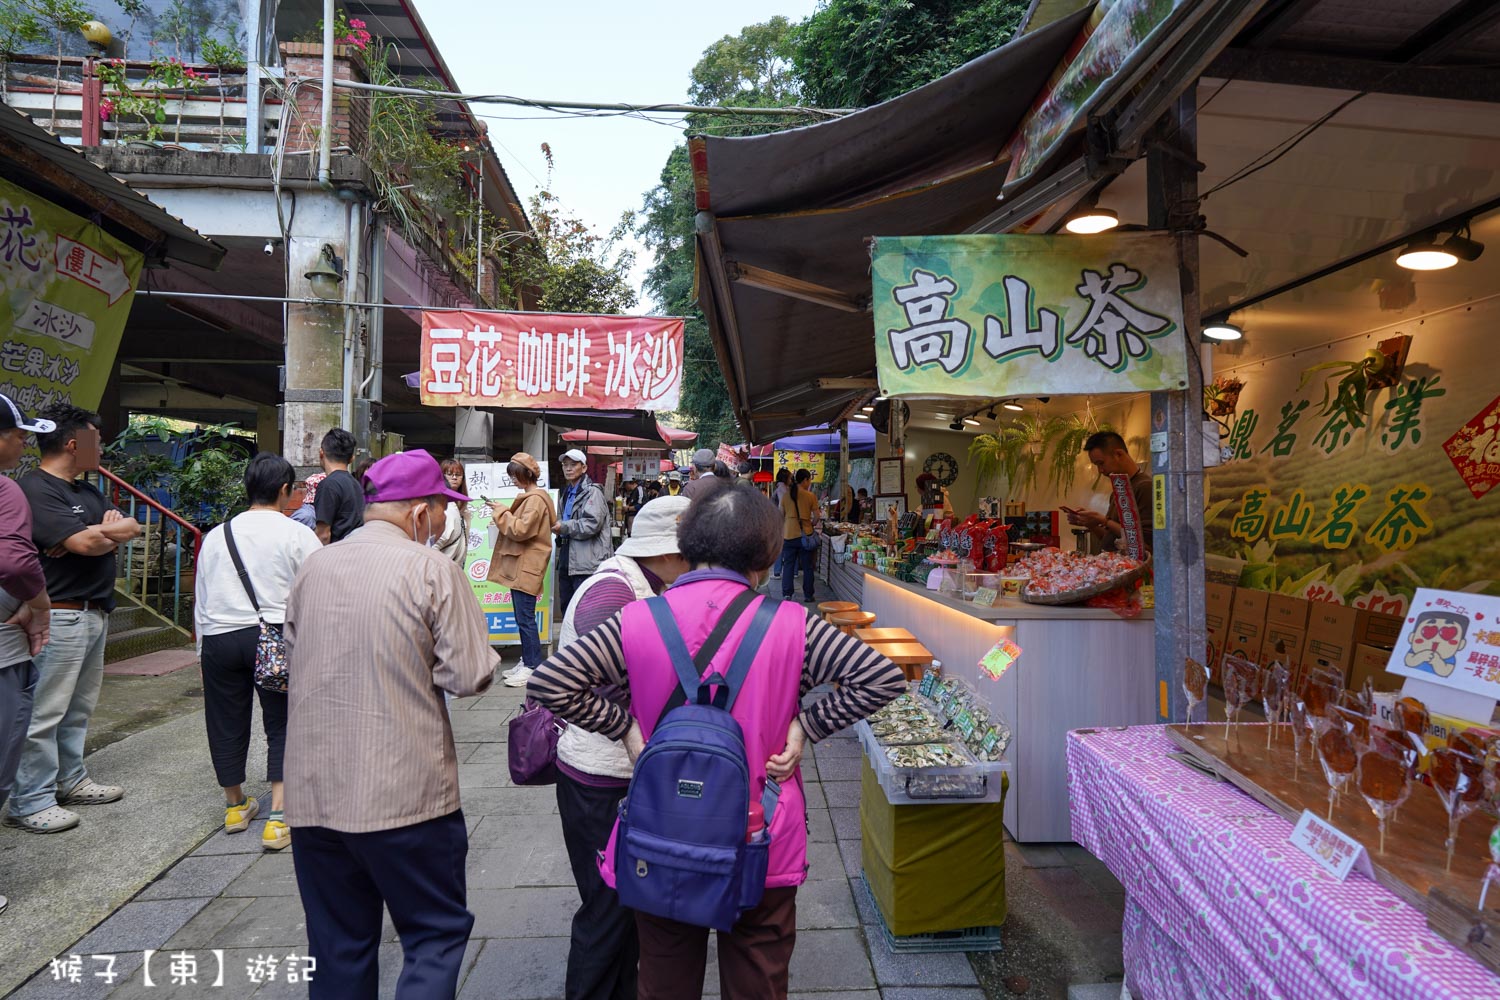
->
[871, 233, 1187, 399]
[421, 310, 684, 410]
[0, 176, 144, 474]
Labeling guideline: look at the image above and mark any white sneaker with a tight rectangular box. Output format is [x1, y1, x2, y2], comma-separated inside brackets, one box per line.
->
[503, 667, 534, 688]
[501, 664, 525, 678]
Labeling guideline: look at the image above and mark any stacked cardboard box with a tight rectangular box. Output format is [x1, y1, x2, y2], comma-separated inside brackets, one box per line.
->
[1348, 609, 1406, 693]
[1263, 594, 1310, 686]
[1205, 582, 1235, 680]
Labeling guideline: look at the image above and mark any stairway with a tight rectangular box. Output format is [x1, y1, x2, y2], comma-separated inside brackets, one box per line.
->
[105, 591, 193, 664]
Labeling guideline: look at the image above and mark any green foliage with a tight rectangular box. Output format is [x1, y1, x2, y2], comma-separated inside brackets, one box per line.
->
[97, 54, 204, 142]
[198, 34, 241, 67]
[1297, 349, 1393, 430]
[792, 0, 1028, 109]
[968, 412, 1113, 497]
[0, 0, 48, 54]
[362, 49, 468, 234]
[104, 416, 250, 526]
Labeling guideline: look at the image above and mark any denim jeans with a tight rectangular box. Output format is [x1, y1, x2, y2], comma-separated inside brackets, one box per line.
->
[512, 589, 543, 667]
[0, 660, 37, 815]
[778, 539, 815, 601]
[8, 608, 108, 817]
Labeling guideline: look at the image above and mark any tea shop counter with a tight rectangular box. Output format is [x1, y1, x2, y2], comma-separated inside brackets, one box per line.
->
[825, 557, 1157, 842]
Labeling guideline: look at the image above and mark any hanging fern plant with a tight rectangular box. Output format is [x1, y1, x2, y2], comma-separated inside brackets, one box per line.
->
[1046, 412, 1113, 496]
[968, 415, 1051, 496]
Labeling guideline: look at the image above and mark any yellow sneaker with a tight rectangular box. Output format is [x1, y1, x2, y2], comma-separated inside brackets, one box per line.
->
[262, 819, 291, 852]
[224, 796, 259, 833]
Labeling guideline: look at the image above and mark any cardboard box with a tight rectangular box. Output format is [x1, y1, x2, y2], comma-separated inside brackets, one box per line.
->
[1355, 609, 1404, 650]
[1266, 594, 1310, 632]
[1205, 582, 1236, 678]
[1348, 643, 1403, 694]
[1223, 588, 1270, 668]
[1304, 602, 1361, 684]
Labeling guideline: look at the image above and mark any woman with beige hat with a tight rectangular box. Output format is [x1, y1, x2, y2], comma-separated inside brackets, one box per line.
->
[486, 453, 556, 687]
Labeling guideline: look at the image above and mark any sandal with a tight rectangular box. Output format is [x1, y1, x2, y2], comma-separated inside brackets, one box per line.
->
[58, 778, 125, 805]
[3, 805, 81, 833]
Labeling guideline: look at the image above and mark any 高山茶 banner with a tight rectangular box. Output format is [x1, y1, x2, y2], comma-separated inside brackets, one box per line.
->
[871, 233, 1187, 399]
[420, 310, 684, 410]
[1, 175, 143, 473]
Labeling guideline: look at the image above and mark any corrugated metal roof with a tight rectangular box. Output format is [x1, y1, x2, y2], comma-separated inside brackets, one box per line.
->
[0, 104, 226, 270]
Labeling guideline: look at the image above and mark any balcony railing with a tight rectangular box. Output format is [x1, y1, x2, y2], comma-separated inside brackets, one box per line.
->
[2, 52, 276, 152]
[89, 467, 202, 635]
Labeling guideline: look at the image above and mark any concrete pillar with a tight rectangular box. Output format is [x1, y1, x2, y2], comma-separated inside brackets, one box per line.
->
[283, 233, 349, 474]
[522, 418, 547, 479]
[454, 406, 493, 464]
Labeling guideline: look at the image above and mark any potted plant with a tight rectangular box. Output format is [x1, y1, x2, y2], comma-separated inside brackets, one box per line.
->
[1297, 335, 1410, 430]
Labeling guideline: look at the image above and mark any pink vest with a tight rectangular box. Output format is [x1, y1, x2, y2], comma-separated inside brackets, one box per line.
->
[598, 578, 810, 890]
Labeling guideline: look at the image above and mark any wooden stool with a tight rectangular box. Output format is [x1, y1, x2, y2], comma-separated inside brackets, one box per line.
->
[817, 601, 858, 623]
[854, 627, 915, 646]
[879, 640, 935, 682]
[829, 610, 877, 635]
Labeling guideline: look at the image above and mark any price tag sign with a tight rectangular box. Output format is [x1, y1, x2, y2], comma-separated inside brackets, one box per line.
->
[972, 586, 999, 607]
[981, 726, 1010, 757]
[953, 707, 976, 739]
[980, 638, 1023, 680]
[918, 669, 939, 699]
[1289, 810, 1374, 881]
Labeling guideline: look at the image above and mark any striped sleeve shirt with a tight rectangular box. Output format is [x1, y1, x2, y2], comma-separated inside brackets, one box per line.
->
[529, 607, 905, 742]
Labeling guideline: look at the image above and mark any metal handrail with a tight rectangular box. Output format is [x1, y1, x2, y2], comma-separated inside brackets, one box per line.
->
[92, 467, 202, 632]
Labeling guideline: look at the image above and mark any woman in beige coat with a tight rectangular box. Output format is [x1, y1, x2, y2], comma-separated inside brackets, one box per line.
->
[486, 453, 556, 687]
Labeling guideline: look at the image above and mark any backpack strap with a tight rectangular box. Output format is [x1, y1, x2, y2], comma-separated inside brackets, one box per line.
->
[221, 518, 263, 619]
[719, 596, 782, 712]
[646, 589, 758, 715]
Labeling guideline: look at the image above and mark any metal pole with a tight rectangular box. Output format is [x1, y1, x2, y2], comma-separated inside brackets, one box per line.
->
[1147, 91, 1206, 724]
[476, 155, 485, 298]
[317, 0, 333, 187]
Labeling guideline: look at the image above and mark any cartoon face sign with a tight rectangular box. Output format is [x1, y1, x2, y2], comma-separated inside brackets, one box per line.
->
[1404, 611, 1469, 677]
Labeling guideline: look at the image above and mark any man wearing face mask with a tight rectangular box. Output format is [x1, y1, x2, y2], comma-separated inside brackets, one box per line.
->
[281, 449, 497, 997]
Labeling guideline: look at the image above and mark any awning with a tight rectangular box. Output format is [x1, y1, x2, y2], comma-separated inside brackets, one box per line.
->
[772, 423, 877, 454]
[0, 104, 225, 270]
[691, 9, 1094, 442]
[559, 422, 697, 448]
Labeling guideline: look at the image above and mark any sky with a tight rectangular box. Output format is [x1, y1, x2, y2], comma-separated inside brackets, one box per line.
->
[420, 0, 824, 312]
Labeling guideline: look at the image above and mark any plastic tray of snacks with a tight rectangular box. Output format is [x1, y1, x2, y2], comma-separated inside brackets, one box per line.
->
[854, 720, 1009, 804]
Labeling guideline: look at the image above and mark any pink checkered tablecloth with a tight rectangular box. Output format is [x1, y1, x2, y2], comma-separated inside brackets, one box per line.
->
[1067, 725, 1500, 1000]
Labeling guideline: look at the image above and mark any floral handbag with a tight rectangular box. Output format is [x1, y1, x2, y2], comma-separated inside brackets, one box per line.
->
[223, 519, 291, 693]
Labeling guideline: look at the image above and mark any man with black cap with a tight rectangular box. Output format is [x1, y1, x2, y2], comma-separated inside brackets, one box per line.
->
[6, 404, 139, 835]
[679, 447, 718, 500]
[283, 448, 496, 997]
[0, 394, 54, 912]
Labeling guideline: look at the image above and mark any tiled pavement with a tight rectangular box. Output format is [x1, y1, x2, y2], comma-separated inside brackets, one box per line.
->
[7, 683, 1128, 1000]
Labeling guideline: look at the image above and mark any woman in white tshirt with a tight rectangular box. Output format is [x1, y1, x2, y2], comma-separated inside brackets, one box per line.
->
[194, 453, 321, 851]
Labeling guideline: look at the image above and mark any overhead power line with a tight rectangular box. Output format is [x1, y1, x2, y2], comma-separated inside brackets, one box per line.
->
[331, 79, 854, 120]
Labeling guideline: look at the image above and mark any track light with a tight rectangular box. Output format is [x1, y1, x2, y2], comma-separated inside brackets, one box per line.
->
[861, 405, 874, 413]
[986, 408, 997, 420]
[949, 418, 964, 431]
[1003, 401, 1024, 412]
[1063, 205, 1119, 235]
[964, 417, 981, 426]
[1203, 322, 1243, 342]
[1397, 229, 1484, 271]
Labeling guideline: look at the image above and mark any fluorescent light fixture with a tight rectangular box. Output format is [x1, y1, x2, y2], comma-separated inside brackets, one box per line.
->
[1203, 322, 1243, 342]
[1063, 206, 1119, 235]
[1002, 401, 1024, 412]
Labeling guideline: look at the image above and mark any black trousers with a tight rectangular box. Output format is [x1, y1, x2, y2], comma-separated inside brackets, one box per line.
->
[201, 626, 287, 788]
[556, 771, 637, 1000]
[292, 810, 473, 1000]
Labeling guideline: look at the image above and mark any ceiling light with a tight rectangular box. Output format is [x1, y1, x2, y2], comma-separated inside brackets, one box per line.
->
[1442, 233, 1485, 262]
[1064, 206, 1119, 235]
[985, 408, 997, 420]
[851, 412, 869, 420]
[949, 418, 964, 431]
[1203, 322, 1243, 342]
[1003, 401, 1024, 412]
[861, 405, 874, 413]
[1396, 240, 1457, 271]
[964, 417, 981, 426]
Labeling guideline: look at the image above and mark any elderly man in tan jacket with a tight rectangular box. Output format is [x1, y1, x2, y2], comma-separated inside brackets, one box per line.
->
[486, 452, 556, 688]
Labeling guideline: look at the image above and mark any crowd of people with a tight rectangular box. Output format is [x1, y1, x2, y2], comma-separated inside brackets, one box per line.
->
[0, 392, 904, 1000]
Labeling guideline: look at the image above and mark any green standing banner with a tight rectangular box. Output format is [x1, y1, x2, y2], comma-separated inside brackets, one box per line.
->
[0, 174, 143, 473]
[871, 233, 1188, 399]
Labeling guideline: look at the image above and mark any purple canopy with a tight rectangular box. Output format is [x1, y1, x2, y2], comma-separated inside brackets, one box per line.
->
[771, 422, 876, 454]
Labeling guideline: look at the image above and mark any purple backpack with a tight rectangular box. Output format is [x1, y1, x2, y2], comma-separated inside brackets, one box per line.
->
[614, 591, 783, 931]
[508, 699, 562, 785]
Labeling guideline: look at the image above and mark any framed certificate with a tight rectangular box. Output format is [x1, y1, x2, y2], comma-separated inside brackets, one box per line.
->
[874, 495, 906, 520]
[876, 457, 904, 496]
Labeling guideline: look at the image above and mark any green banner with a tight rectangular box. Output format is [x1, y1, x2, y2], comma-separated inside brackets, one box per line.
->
[1, 174, 142, 473]
[871, 233, 1187, 399]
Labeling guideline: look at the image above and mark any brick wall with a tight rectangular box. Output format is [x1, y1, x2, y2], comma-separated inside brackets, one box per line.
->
[279, 42, 370, 157]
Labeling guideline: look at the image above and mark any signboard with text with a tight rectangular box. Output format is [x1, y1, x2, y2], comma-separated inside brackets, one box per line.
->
[1386, 589, 1500, 699]
[421, 310, 684, 410]
[871, 233, 1186, 400]
[1, 175, 144, 477]
[462, 464, 556, 647]
[773, 450, 826, 479]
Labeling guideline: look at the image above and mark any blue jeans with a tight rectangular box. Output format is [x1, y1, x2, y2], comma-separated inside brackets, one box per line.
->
[1, 660, 37, 814]
[8, 608, 109, 817]
[779, 539, 815, 601]
[512, 589, 543, 667]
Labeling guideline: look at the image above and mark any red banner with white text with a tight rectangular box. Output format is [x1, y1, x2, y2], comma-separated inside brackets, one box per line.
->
[420, 311, 684, 410]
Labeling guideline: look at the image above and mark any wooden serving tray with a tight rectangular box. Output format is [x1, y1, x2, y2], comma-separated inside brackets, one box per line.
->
[1166, 723, 1500, 972]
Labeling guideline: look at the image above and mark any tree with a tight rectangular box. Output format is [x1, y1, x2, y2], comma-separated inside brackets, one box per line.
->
[495, 144, 637, 316]
[793, 0, 1029, 109]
